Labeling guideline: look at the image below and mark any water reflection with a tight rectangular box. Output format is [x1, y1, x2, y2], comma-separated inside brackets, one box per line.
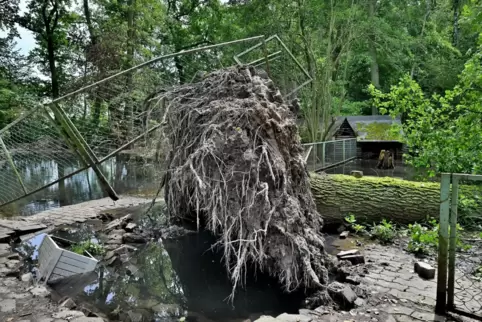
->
[0, 156, 161, 217]
[41, 231, 303, 322]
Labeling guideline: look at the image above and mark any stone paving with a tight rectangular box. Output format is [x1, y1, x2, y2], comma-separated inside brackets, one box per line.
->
[0, 196, 150, 243]
[257, 243, 482, 322]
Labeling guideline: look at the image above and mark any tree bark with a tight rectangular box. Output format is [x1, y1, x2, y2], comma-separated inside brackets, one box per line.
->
[310, 173, 443, 225]
[368, 0, 379, 115]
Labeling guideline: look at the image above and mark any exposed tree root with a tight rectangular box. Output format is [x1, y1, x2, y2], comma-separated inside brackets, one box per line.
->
[151, 66, 332, 297]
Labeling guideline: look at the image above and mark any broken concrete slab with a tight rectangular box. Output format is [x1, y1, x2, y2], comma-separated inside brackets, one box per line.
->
[339, 231, 350, 239]
[336, 249, 359, 258]
[52, 310, 85, 319]
[125, 223, 137, 232]
[20, 273, 32, 283]
[340, 255, 365, 265]
[254, 316, 278, 322]
[345, 276, 361, 285]
[71, 316, 105, 322]
[327, 282, 357, 309]
[276, 313, 312, 321]
[30, 286, 50, 298]
[123, 233, 147, 244]
[414, 262, 436, 279]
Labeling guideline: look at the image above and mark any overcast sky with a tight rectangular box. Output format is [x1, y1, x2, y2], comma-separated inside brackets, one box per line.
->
[0, 0, 35, 55]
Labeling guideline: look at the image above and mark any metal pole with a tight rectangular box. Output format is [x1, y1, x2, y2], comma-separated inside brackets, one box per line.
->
[343, 140, 346, 162]
[44, 36, 265, 108]
[0, 136, 27, 195]
[322, 142, 326, 169]
[436, 173, 451, 314]
[48, 104, 119, 201]
[447, 175, 459, 309]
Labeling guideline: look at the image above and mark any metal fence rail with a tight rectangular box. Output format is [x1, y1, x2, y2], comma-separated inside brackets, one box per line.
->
[303, 138, 357, 172]
[437, 173, 482, 320]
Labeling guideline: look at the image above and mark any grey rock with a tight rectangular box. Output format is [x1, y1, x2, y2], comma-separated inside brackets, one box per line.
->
[122, 233, 147, 244]
[276, 313, 312, 321]
[21, 272, 33, 282]
[104, 250, 115, 261]
[5, 259, 20, 269]
[7, 253, 21, 260]
[52, 310, 85, 319]
[340, 255, 365, 265]
[414, 262, 436, 279]
[346, 276, 361, 285]
[60, 298, 76, 309]
[0, 298, 16, 312]
[354, 298, 365, 307]
[336, 249, 359, 258]
[351, 170, 363, 178]
[254, 316, 277, 322]
[30, 285, 50, 298]
[71, 318, 104, 322]
[0, 243, 10, 257]
[339, 231, 350, 239]
[125, 223, 137, 232]
[128, 310, 144, 322]
[328, 282, 357, 309]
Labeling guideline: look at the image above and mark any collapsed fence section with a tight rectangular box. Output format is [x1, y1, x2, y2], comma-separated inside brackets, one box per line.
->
[303, 138, 357, 172]
[0, 35, 313, 209]
[437, 173, 482, 320]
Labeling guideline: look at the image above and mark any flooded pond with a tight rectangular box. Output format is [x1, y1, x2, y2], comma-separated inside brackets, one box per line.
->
[0, 156, 160, 217]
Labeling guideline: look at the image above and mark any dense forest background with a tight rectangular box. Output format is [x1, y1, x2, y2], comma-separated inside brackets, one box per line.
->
[0, 0, 481, 173]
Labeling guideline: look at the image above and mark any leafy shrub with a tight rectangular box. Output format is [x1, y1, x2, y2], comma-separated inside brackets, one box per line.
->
[344, 213, 366, 235]
[71, 240, 105, 256]
[370, 219, 396, 244]
[407, 218, 471, 255]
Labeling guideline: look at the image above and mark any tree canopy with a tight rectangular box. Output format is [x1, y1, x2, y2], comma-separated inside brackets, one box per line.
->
[0, 0, 481, 173]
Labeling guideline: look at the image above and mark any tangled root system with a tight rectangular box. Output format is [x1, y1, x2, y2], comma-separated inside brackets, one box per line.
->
[153, 66, 331, 297]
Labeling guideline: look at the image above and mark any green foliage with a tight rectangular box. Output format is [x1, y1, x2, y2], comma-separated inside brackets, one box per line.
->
[356, 122, 403, 141]
[71, 240, 105, 256]
[369, 44, 482, 175]
[407, 218, 471, 255]
[344, 213, 366, 234]
[370, 219, 396, 244]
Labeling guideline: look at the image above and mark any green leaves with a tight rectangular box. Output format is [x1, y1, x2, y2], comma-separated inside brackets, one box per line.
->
[369, 44, 482, 176]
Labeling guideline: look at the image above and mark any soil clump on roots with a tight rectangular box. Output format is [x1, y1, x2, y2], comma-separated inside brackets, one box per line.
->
[154, 66, 333, 297]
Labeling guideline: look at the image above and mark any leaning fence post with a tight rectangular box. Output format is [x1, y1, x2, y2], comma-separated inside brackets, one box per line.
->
[0, 135, 28, 195]
[447, 175, 459, 309]
[322, 142, 326, 169]
[436, 173, 451, 314]
[342, 139, 346, 162]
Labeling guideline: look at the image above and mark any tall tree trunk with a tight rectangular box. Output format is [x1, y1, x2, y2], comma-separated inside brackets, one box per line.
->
[368, 0, 379, 115]
[452, 0, 460, 47]
[83, 0, 103, 126]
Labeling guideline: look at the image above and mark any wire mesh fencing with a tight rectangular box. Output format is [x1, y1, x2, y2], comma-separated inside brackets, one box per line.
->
[0, 35, 313, 210]
[303, 138, 357, 172]
[437, 173, 482, 320]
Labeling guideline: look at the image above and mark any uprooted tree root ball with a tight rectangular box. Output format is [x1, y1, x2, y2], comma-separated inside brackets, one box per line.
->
[152, 66, 333, 297]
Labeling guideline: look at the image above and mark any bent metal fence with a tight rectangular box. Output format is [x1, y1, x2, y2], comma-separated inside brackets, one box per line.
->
[437, 173, 482, 320]
[0, 35, 312, 208]
[303, 138, 357, 172]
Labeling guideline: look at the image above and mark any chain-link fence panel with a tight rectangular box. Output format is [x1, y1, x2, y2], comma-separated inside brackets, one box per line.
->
[303, 139, 357, 172]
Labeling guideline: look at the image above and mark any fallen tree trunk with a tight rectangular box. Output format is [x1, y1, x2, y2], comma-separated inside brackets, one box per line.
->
[310, 173, 481, 226]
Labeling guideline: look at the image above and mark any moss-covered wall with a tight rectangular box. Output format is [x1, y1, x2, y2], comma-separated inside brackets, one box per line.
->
[356, 122, 403, 141]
